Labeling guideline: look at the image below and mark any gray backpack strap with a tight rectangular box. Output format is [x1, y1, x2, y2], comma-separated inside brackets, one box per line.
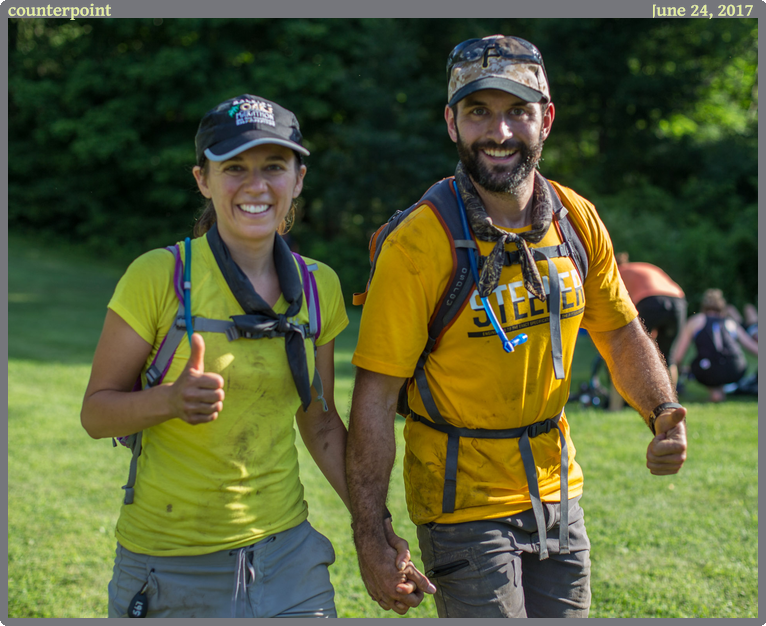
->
[411, 408, 569, 559]
[311, 366, 327, 412]
[193, 317, 235, 335]
[531, 249, 565, 380]
[121, 244, 186, 504]
[555, 207, 589, 284]
[144, 320, 187, 387]
[121, 432, 142, 505]
[412, 345, 449, 426]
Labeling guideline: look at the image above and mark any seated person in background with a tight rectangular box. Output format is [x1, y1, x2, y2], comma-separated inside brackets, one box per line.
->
[616, 253, 687, 388]
[670, 288, 758, 402]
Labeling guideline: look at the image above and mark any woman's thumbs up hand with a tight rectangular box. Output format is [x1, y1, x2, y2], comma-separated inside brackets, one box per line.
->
[170, 333, 225, 425]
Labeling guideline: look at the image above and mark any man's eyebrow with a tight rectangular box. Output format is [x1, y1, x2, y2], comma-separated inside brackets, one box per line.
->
[462, 96, 487, 107]
[463, 96, 528, 108]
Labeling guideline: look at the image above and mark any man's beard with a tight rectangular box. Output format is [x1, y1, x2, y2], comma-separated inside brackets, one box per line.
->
[456, 128, 544, 195]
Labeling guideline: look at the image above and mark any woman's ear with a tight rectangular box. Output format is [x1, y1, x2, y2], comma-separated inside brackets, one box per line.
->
[292, 164, 307, 199]
[193, 165, 212, 199]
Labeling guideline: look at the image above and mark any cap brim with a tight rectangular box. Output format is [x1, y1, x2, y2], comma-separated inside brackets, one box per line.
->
[448, 76, 545, 108]
[205, 134, 310, 161]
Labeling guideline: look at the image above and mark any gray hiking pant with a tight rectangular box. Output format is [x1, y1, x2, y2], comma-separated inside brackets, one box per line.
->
[108, 519, 336, 618]
[417, 496, 591, 618]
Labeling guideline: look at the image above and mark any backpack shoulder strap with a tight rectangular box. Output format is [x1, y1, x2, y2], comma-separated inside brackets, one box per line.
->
[353, 177, 478, 424]
[353, 177, 476, 306]
[545, 179, 589, 283]
[292, 252, 322, 341]
[418, 178, 477, 350]
[402, 178, 478, 424]
[121, 242, 189, 505]
[142, 244, 189, 388]
[292, 252, 328, 411]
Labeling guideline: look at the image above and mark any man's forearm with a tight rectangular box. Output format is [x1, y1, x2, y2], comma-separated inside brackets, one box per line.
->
[346, 368, 404, 548]
[590, 317, 677, 427]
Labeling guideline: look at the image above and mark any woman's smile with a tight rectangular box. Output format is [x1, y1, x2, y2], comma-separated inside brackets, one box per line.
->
[238, 203, 271, 215]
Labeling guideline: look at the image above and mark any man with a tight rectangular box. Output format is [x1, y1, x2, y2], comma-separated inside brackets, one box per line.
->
[616, 252, 687, 388]
[346, 35, 687, 618]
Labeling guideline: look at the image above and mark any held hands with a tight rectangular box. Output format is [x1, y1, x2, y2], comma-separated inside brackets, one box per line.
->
[356, 520, 436, 615]
[170, 333, 225, 424]
[647, 406, 687, 475]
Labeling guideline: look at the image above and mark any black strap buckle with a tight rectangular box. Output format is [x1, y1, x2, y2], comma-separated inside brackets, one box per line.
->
[526, 418, 554, 438]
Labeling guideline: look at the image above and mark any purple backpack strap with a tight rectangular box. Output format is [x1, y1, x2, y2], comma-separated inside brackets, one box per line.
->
[293, 252, 322, 341]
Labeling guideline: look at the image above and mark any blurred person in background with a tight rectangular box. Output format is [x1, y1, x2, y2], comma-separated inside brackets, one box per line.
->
[616, 252, 686, 388]
[670, 288, 758, 402]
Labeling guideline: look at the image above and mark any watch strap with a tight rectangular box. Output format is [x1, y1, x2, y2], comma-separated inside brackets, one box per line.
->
[648, 402, 683, 435]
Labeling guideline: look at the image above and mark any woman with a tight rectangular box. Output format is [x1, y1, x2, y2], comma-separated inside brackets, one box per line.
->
[81, 95, 425, 617]
[670, 288, 758, 402]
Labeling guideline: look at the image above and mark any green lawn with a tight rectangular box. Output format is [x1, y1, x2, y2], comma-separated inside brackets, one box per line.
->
[7, 234, 758, 618]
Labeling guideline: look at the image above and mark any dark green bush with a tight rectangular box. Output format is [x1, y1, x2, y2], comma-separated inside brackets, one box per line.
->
[9, 18, 757, 308]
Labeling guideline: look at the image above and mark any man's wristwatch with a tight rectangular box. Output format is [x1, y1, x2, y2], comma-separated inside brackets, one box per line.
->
[648, 402, 683, 435]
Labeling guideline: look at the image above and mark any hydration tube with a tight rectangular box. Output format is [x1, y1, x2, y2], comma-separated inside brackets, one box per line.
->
[183, 237, 193, 345]
[452, 180, 529, 354]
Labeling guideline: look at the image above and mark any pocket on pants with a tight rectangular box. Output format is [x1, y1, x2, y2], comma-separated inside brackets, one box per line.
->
[419, 530, 477, 582]
[108, 544, 154, 618]
[426, 557, 471, 579]
[307, 524, 336, 567]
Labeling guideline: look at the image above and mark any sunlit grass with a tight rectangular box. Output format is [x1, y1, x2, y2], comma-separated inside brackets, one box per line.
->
[8, 235, 758, 618]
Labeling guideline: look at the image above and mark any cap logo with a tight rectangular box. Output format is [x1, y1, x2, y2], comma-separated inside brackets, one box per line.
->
[229, 98, 276, 128]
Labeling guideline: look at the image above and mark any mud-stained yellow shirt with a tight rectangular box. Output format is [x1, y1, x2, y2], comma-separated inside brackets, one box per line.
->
[352, 180, 636, 525]
[109, 235, 348, 555]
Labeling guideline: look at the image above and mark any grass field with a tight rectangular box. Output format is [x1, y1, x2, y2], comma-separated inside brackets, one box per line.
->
[7, 234, 759, 618]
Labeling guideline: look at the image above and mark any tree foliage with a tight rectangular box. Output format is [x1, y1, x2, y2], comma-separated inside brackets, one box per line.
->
[8, 18, 758, 309]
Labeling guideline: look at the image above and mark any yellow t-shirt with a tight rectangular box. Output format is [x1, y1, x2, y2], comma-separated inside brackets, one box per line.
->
[352, 180, 636, 525]
[109, 235, 348, 555]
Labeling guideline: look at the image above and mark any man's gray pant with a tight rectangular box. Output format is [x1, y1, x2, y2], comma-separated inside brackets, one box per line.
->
[417, 496, 591, 618]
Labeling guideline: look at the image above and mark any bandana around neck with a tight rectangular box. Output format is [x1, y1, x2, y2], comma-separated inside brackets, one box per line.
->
[454, 162, 553, 301]
[206, 224, 313, 410]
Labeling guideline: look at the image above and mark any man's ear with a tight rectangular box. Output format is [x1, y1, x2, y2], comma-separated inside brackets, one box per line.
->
[445, 104, 459, 143]
[541, 102, 555, 141]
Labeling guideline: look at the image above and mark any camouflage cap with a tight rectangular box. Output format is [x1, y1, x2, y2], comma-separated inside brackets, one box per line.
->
[447, 35, 550, 107]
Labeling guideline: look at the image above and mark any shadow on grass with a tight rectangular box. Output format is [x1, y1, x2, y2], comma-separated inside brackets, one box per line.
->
[9, 234, 124, 365]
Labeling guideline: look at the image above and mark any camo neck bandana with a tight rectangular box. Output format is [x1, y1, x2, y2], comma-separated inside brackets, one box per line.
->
[454, 162, 552, 301]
